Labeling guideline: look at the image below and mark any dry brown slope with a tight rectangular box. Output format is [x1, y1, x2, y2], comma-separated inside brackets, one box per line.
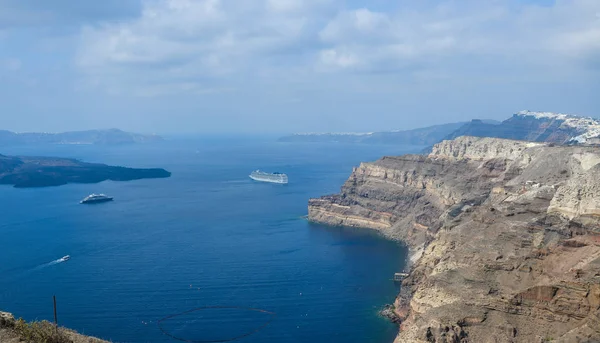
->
[0, 311, 108, 343]
[309, 136, 600, 343]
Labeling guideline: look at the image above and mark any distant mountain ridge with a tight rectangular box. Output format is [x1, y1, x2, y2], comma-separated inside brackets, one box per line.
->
[279, 110, 600, 146]
[444, 111, 600, 144]
[278, 122, 471, 145]
[0, 128, 163, 145]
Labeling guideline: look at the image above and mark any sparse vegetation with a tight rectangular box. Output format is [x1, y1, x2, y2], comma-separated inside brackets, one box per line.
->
[13, 319, 73, 343]
[0, 314, 107, 343]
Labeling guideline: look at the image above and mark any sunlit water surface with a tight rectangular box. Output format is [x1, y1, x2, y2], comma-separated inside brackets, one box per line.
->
[0, 138, 417, 343]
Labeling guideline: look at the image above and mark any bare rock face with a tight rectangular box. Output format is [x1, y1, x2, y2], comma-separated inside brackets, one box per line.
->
[309, 136, 600, 343]
[430, 136, 543, 161]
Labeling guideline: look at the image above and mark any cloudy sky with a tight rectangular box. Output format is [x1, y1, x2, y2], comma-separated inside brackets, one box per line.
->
[0, 0, 598, 134]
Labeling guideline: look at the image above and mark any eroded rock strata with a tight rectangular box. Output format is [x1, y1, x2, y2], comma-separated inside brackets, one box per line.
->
[309, 136, 600, 343]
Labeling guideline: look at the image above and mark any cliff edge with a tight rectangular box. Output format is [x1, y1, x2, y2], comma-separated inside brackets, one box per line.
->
[0, 311, 108, 343]
[309, 136, 600, 343]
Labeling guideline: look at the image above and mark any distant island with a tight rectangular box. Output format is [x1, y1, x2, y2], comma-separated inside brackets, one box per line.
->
[443, 110, 600, 144]
[0, 154, 170, 188]
[280, 110, 600, 146]
[278, 122, 469, 145]
[0, 128, 163, 146]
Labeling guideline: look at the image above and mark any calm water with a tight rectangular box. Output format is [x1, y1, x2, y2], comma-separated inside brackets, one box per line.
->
[0, 138, 416, 343]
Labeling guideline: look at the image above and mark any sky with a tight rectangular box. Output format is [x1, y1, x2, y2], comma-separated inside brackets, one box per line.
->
[0, 0, 598, 134]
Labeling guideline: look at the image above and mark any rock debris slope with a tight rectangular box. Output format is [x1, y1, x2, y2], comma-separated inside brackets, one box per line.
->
[309, 136, 600, 343]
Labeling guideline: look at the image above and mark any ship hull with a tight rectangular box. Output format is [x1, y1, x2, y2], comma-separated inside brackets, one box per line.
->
[80, 198, 114, 204]
[249, 175, 288, 184]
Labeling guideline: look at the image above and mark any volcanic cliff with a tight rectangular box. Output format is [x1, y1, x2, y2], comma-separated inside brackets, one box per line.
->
[309, 136, 600, 343]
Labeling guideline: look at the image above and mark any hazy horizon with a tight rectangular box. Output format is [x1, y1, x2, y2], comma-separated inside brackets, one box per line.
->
[1, 0, 598, 134]
[1, 120, 473, 136]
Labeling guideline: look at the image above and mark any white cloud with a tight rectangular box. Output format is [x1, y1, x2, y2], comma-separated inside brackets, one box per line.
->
[76, 0, 336, 95]
[319, 8, 391, 43]
[316, 7, 463, 72]
[316, 0, 600, 72]
[545, 1, 600, 69]
[75, 0, 600, 96]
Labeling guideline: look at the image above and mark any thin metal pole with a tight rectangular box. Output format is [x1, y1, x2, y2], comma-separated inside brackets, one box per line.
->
[53, 295, 58, 332]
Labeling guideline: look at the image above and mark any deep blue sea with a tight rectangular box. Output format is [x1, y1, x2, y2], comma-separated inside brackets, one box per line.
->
[0, 137, 418, 343]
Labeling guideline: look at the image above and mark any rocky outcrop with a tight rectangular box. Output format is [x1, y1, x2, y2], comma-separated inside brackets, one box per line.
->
[430, 136, 543, 161]
[309, 136, 600, 343]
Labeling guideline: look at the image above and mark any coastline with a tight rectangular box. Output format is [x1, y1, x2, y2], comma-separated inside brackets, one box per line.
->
[0, 139, 416, 343]
[307, 136, 600, 342]
[306, 216, 414, 331]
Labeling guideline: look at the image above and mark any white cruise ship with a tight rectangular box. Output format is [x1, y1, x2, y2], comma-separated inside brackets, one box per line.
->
[80, 193, 114, 204]
[249, 170, 288, 184]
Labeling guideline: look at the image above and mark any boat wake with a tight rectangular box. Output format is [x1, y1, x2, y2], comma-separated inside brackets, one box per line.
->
[5, 256, 70, 283]
[32, 256, 70, 271]
[44, 259, 61, 267]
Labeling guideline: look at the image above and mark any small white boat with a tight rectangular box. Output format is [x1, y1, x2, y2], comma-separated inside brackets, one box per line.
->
[60, 255, 70, 262]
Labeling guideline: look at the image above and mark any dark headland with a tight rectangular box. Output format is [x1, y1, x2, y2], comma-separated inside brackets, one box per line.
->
[0, 154, 170, 188]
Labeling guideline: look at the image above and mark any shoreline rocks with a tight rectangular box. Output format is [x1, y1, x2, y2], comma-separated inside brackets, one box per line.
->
[380, 304, 402, 324]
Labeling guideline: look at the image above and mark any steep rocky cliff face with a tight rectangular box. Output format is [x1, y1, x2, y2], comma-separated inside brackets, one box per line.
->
[309, 136, 600, 343]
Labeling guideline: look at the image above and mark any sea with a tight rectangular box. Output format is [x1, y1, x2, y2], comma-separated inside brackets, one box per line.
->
[0, 137, 420, 343]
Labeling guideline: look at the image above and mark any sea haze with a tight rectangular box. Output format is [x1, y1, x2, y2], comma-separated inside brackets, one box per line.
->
[0, 138, 418, 342]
